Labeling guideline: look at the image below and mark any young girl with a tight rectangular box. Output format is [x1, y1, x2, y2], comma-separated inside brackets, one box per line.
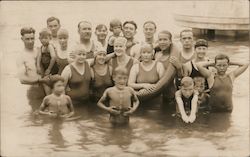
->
[94, 24, 109, 50]
[91, 49, 113, 101]
[37, 28, 59, 95]
[39, 75, 74, 118]
[98, 66, 139, 125]
[107, 19, 122, 54]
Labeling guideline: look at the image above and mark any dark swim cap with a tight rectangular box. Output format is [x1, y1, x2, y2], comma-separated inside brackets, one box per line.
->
[195, 39, 208, 48]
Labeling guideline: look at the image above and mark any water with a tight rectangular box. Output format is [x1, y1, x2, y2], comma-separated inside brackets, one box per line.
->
[0, 1, 249, 157]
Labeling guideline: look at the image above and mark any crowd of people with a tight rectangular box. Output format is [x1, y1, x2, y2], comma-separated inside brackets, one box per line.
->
[17, 16, 249, 125]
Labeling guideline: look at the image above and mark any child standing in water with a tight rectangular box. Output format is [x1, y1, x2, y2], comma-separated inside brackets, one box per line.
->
[107, 19, 122, 54]
[175, 77, 199, 123]
[98, 66, 139, 125]
[39, 75, 74, 118]
[196, 54, 249, 112]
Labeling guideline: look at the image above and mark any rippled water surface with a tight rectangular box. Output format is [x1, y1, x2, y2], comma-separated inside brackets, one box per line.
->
[0, 1, 249, 157]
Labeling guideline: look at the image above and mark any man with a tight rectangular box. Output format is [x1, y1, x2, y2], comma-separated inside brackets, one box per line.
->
[47, 16, 61, 46]
[122, 21, 140, 57]
[179, 29, 195, 63]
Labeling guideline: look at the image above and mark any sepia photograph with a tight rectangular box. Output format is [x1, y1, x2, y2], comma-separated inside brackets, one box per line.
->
[0, 0, 249, 156]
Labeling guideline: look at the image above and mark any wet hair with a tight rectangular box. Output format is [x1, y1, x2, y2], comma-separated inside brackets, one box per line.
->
[57, 28, 69, 38]
[47, 16, 60, 25]
[143, 21, 157, 29]
[113, 66, 128, 77]
[109, 19, 122, 31]
[39, 28, 52, 38]
[48, 74, 65, 89]
[180, 29, 193, 38]
[180, 76, 194, 87]
[158, 30, 172, 41]
[215, 54, 230, 64]
[195, 39, 208, 48]
[78, 21, 92, 29]
[95, 24, 108, 31]
[20, 27, 35, 36]
[123, 21, 137, 30]
[114, 36, 127, 46]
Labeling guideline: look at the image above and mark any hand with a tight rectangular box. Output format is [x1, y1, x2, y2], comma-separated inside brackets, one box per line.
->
[189, 114, 196, 123]
[123, 107, 133, 116]
[44, 69, 51, 76]
[170, 56, 181, 69]
[142, 83, 155, 90]
[60, 113, 72, 118]
[108, 107, 120, 115]
[48, 111, 58, 118]
[109, 36, 116, 45]
[181, 114, 189, 123]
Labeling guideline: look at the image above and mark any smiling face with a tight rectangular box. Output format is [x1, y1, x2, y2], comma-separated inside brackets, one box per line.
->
[74, 49, 87, 64]
[143, 23, 156, 39]
[123, 23, 136, 39]
[114, 39, 126, 56]
[95, 26, 108, 41]
[78, 22, 92, 40]
[195, 46, 207, 60]
[215, 59, 229, 75]
[39, 35, 51, 46]
[158, 33, 172, 51]
[140, 44, 154, 62]
[180, 31, 194, 49]
[95, 51, 106, 65]
[22, 33, 35, 50]
[47, 20, 60, 38]
[112, 26, 122, 36]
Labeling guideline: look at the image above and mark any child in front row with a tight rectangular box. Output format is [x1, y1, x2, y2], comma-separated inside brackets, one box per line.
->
[97, 66, 139, 125]
[175, 77, 199, 123]
[196, 54, 249, 112]
[39, 75, 74, 118]
[37, 28, 59, 95]
[107, 19, 123, 54]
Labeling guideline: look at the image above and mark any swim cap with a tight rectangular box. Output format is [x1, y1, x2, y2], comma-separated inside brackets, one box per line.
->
[94, 47, 107, 57]
[195, 39, 208, 48]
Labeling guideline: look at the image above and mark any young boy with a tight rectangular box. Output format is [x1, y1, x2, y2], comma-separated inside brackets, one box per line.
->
[175, 77, 199, 123]
[97, 66, 139, 125]
[196, 54, 249, 112]
[39, 75, 74, 118]
[107, 19, 122, 54]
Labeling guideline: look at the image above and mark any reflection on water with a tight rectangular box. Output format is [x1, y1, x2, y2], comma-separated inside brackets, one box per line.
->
[1, 1, 249, 157]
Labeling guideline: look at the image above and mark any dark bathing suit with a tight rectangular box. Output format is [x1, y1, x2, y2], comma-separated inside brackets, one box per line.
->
[41, 46, 59, 75]
[55, 51, 69, 75]
[112, 57, 134, 74]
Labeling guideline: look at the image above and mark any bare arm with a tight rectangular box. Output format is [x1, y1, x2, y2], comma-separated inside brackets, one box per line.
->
[61, 65, 71, 87]
[36, 49, 42, 74]
[39, 97, 50, 115]
[65, 96, 75, 117]
[128, 64, 149, 90]
[130, 89, 140, 112]
[175, 90, 188, 119]
[105, 53, 116, 62]
[97, 90, 111, 112]
[229, 61, 249, 79]
[156, 62, 165, 78]
[196, 62, 212, 78]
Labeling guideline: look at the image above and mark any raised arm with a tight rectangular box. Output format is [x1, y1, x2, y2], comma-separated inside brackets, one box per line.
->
[229, 61, 249, 79]
[196, 62, 212, 78]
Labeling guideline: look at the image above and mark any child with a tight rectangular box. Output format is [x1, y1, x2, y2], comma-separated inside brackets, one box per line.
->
[56, 29, 71, 74]
[39, 75, 74, 118]
[107, 19, 122, 54]
[196, 54, 249, 112]
[97, 66, 139, 125]
[175, 77, 199, 123]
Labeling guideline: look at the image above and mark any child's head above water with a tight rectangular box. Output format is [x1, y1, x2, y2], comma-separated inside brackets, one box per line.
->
[109, 19, 122, 35]
[39, 28, 52, 46]
[48, 75, 65, 94]
[140, 43, 154, 61]
[57, 29, 69, 50]
[214, 54, 230, 75]
[113, 66, 128, 89]
[180, 77, 194, 98]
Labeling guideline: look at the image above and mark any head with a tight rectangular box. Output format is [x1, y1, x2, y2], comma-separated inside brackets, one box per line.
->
[78, 21, 92, 40]
[94, 48, 107, 65]
[47, 17, 61, 38]
[143, 21, 156, 39]
[114, 37, 127, 57]
[214, 54, 230, 75]
[193, 77, 205, 93]
[110, 19, 122, 36]
[73, 45, 87, 64]
[140, 43, 154, 62]
[180, 77, 194, 98]
[95, 24, 108, 41]
[49, 75, 65, 94]
[195, 39, 208, 60]
[158, 30, 172, 51]
[180, 29, 194, 49]
[39, 28, 52, 46]
[113, 66, 128, 89]
[123, 21, 137, 39]
[20, 27, 35, 50]
[57, 29, 69, 50]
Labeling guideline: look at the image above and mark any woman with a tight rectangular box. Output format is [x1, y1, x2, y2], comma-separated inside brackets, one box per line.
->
[94, 24, 108, 50]
[128, 43, 164, 109]
[109, 37, 138, 75]
[61, 46, 93, 104]
[154, 30, 182, 110]
[90, 49, 113, 101]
